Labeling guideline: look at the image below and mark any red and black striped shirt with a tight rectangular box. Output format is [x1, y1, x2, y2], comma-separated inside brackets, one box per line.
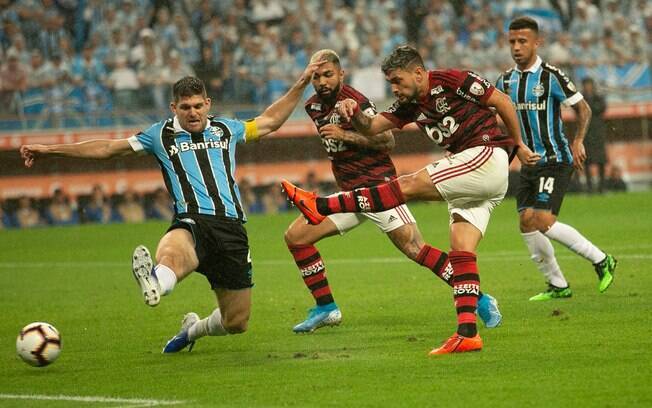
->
[305, 85, 397, 190]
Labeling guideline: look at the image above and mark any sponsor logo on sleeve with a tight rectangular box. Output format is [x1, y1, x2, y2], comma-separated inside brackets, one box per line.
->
[470, 81, 485, 96]
[310, 103, 322, 111]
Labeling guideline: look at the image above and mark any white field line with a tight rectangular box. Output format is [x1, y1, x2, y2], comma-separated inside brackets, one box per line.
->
[0, 393, 186, 406]
[0, 251, 651, 269]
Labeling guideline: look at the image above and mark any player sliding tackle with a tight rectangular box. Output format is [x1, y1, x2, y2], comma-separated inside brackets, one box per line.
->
[287, 49, 503, 333]
[21, 61, 326, 354]
[282, 45, 540, 355]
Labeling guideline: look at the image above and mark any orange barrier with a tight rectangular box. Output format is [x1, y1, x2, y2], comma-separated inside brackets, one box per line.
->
[2, 140, 650, 199]
[0, 153, 443, 199]
[1, 101, 650, 149]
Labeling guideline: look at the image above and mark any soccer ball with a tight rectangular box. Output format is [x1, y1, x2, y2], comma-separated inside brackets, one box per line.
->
[16, 322, 61, 367]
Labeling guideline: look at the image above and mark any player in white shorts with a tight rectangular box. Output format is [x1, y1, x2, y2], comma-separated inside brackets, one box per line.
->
[285, 49, 504, 334]
[282, 46, 539, 354]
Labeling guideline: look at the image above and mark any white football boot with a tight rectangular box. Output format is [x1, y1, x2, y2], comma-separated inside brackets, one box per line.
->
[132, 245, 160, 306]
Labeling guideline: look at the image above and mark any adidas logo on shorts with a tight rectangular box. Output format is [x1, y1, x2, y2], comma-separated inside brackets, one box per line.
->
[388, 215, 397, 223]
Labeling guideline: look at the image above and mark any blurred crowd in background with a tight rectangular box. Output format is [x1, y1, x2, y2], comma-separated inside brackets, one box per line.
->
[0, 166, 628, 229]
[0, 0, 650, 119]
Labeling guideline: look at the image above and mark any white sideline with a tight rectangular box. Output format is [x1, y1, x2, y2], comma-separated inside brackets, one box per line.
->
[0, 393, 186, 406]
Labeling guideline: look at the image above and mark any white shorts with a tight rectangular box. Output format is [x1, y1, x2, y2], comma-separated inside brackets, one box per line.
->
[426, 146, 509, 236]
[328, 204, 416, 234]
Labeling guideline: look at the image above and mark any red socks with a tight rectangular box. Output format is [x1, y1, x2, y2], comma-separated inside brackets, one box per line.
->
[317, 179, 405, 215]
[288, 244, 334, 305]
[449, 250, 480, 337]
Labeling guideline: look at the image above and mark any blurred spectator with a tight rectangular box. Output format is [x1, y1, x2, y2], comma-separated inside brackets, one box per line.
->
[0, 51, 28, 116]
[24, 50, 52, 114]
[116, 190, 145, 223]
[104, 28, 132, 70]
[48, 53, 72, 122]
[162, 49, 195, 90]
[148, 187, 174, 220]
[581, 77, 608, 194]
[83, 185, 112, 223]
[137, 45, 167, 111]
[194, 46, 223, 96]
[15, 196, 40, 228]
[46, 188, 78, 225]
[238, 178, 264, 214]
[107, 56, 139, 110]
[130, 28, 162, 68]
[175, 23, 200, 66]
[6, 34, 30, 66]
[250, 0, 286, 24]
[605, 165, 627, 192]
[546, 32, 573, 72]
[261, 184, 289, 214]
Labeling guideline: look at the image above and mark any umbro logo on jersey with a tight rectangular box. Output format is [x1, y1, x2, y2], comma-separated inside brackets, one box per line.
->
[388, 215, 397, 223]
[168, 140, 229, 156]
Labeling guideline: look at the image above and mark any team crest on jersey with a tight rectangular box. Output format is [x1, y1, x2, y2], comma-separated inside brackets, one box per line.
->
[470, 82, 485, 96]
[435, 97, 450, 114]
[430, 85, 444, 95]
[310, 103, 322, 111]
[532, 83, 545, 97]
[329, 112, 341, 124]
[208, 126, 224, 138]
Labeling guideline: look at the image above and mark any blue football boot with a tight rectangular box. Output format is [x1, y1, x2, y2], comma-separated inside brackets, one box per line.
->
[477, 293, 502, 328]
[163, 312, 199, 353]
[293, 303, 342, 333]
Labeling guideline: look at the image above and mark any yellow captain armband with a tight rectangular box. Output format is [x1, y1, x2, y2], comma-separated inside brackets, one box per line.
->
[244, 119, 259, 142]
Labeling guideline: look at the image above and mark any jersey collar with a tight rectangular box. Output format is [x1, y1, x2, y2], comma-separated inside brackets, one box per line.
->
[515, 55, 542, 73]
[172, 116, 211, 134]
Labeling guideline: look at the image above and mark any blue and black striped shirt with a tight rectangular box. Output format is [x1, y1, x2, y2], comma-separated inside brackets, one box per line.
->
[129, 116, 257, 221]
[496, 56, 583, 165]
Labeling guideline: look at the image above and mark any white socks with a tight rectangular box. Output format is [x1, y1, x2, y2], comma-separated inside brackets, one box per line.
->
[521, 231, 568, 288]
[153, 264, 177, 295]
[188, 308, 227, 342]
[544, 222, 606, 264]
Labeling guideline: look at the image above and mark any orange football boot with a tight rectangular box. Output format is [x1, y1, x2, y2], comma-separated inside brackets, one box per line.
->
[428, 333, 483, 356]
[281, 179, 326, 225]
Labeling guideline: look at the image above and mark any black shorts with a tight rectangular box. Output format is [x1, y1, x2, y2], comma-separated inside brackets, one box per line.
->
[516, 163, 574, 216]
[168, 214, 253, 290]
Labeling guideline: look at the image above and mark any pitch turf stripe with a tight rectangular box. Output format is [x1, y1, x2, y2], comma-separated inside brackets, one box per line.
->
[0, 393, 186, 406]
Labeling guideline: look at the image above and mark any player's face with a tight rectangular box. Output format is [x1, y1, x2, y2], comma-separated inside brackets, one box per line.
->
[311, 62, 343, 101]
[508, 29, 540, 68]
[386, 68, 420, 104]
[171, 94, 212, 133]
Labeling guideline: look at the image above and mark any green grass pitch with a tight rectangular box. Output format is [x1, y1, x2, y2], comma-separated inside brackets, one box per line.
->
[1, 192, 651, 407]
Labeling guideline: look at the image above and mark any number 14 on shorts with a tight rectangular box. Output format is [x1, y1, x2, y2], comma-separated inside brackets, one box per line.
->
[539, 177, 555, 194]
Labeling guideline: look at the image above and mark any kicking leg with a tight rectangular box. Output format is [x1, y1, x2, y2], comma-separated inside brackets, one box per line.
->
[284, 215, 343, 333]
[132, 228, 198, 306]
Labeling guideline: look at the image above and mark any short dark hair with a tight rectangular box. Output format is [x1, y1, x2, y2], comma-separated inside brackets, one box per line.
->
[509, 16, 539, 32]
[381, 45, 425, 75]
[172, 76, 207, 102]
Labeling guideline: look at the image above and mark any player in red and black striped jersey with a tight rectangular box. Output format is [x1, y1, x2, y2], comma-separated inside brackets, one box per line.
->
[282, 46, 540, 353]
[285, 49, 503, 334]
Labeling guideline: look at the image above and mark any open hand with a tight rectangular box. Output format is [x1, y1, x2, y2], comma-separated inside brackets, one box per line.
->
[571, 139, 587, 171]
[516, 144, 541, 166]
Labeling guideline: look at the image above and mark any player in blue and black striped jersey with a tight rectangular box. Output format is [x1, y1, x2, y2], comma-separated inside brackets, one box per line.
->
[20, 62, 325, 353]
[497, 16, 617, 301]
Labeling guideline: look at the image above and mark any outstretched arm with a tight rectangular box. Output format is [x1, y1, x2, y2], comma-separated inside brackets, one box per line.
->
[320, 124, 395, 151]
[486, 89, 540, 166]
[252, 61, 326, 139]
[20, 139, 135, 168]
[569, 99, 592, 171]
[337, 98, 396, 137]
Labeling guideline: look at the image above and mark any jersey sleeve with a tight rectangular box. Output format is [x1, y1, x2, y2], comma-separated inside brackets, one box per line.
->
[450, 70, 495, 105]
[380, 100, 417, 128]
[356, 94, 378, 117]
[495, 74, 505, 92]
[550, 68, 583, 106]
[127, 122, 161, 154]
[220, 118, 248, 143]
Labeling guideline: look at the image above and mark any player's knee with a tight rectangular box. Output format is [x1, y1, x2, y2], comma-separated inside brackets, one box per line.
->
[223, 315, 249, 334]
[530, 253, 544, 264]
[533, 213, 556, 233]
[156, 247, 186, 271]
[284, 227, 301, 246]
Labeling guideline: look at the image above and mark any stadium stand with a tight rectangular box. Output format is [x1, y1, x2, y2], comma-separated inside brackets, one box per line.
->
[0, 0, 650, 227]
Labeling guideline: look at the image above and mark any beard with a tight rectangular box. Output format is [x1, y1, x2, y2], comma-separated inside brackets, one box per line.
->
[317, 82, 342, 104]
